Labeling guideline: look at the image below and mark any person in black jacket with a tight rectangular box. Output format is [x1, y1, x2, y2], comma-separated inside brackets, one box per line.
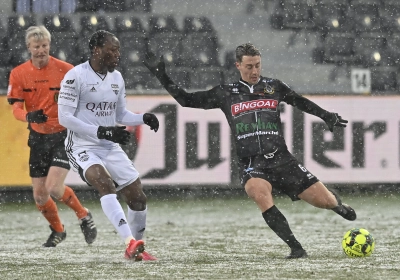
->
[143, 43, 356, 259]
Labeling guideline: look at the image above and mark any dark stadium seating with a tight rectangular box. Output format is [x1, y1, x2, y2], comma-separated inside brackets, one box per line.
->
[385, 33, 400, 66]
[123, 66, 163, 90]
[349, 0, 382, 34]
[318, 32, 356, 81]
[8, 33, 30, 67]
[379, 0, 400, 33]
[223, 50, 236, 71]
[0, 21, 8, 66]
[270, 0, 315, 46]
[147, 15, 180, 36]
[43, 15, 75, 33]
[118, 31, 148, 69]
[0, 67, 10, 89]
[114, 16, 146, 34]
[183, 16, 215, 35]
[189, 66, 224, 89]
[42, 15, 80, 65]
[148, 32, 183, 67]
[7, 15, 36, 36]
[125, 0, 152, 13]
[114, 16, 148, 70]
[353, 33, 387, 67]
[321, 32, 356, 65]
[370, 66, 398, 91]
[311, 1, 352, 36]
[180, 33, 220, 68]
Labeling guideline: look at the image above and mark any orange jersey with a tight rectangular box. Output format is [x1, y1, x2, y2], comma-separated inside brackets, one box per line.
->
[7, 56, 73, 134]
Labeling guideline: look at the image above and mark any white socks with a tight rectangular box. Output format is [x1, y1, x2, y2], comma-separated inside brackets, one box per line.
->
[127, 206, 147, 240]
[100, 194, 133, 243]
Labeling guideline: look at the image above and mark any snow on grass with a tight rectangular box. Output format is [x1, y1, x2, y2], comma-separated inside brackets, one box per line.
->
[0, 193, 399, 279]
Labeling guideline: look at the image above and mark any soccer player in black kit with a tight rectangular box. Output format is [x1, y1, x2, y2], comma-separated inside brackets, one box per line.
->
[143, 43, 356, 259]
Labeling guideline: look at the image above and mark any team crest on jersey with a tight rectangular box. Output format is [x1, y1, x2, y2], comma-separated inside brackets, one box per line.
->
[113, 90, 119, 95]
[264, 85, 274, 95]
[78, 151, 89, 162]
[90, 87, 97, 92]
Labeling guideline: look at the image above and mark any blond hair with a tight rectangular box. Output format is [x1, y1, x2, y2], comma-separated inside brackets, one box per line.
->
[25, 25, 51, 46]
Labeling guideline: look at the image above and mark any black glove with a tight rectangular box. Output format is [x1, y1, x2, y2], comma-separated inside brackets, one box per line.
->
[324, 112, 348, 132]
[26, 109, 48, 123]
[143, 113, 159, 132]
[97, 126, 131, 145]
[143, 51, 166, 78]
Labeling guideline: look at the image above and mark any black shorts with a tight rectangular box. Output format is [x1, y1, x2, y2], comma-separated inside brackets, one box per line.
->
[28, 129, 70, 178]
[239, 154, 319, 201]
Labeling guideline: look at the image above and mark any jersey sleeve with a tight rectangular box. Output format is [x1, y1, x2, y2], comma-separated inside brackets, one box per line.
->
[115, 79, 145, 126]
[7, 69, 24, 105]
[58, 68, 80, 108]
[279, 79, 330, 119]
[157, 72, 223, 109]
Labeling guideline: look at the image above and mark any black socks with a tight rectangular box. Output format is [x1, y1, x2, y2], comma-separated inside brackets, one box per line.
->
[262, 205, 303, 250]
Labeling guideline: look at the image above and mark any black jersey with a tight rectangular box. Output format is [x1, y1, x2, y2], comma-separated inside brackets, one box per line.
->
[160, 74, 332, 165]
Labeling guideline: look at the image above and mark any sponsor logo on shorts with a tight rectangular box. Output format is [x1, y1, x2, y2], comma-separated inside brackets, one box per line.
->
[54, 158, 69, 165]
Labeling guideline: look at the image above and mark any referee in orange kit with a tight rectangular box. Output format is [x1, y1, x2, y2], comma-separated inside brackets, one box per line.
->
[7, 25, 97, 247]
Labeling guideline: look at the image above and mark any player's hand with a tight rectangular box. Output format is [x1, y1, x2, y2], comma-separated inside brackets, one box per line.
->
[324, 112, 348, 132]
[97, 126, 131, 145]
[26, 109, 48, 123]
[143, 113, 159, 132]
[143, 51, 165, 78]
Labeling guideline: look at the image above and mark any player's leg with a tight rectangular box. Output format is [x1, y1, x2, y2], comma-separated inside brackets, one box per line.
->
[29, 136, 66, 247]
[106, 148, 156, 261]
[118, 178, 147, 240]
[245, 177, 307, 258]
[75, 148, 143, 260]
[46, 135, 97, 244]
[118, 179, 156, 261]
[32, 176, 66, 247]
[298, 181, 357, 221]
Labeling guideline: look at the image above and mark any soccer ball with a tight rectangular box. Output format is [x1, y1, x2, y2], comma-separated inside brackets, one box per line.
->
[342, 228, 375, 257]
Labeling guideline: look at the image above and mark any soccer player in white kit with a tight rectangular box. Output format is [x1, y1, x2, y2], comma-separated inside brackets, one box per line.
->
[58, 30, 159, 261]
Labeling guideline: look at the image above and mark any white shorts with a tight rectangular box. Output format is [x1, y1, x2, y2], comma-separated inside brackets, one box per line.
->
[67, 145, 139, 191]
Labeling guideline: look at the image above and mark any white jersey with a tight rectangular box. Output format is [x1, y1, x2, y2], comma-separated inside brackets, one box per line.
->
[58, 61, 126, 149]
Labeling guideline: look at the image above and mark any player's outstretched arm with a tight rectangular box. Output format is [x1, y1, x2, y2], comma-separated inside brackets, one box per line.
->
[285, 92, 348, 132]
[143, 51, 221, 109]
[322, 112, 348, 132]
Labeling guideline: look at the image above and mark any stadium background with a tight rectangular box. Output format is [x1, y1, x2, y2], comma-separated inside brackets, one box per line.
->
[1, 0, 399, 199]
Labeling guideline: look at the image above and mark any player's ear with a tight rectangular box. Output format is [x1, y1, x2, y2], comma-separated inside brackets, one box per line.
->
[235, 61, 240, 70]
[93, 45, 101, 56]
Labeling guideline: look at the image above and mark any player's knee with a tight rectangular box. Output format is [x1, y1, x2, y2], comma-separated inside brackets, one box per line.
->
[127, 199, 147, 211]
[245, 179, 272, 200]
